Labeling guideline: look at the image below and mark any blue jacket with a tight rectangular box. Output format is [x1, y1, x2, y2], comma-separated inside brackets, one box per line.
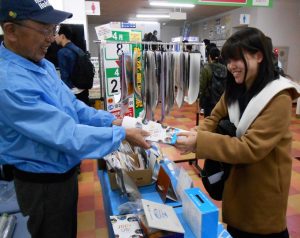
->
[0, 43, 125, 173]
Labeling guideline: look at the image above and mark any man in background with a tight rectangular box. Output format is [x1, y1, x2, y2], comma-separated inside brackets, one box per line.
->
[199, 47, 227, 117]
[151, 30, 158, 42]
[55, 25, 90, 105]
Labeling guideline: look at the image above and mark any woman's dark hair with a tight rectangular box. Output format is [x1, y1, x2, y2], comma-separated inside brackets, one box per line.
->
[208, 47, 220, 62]
[265, 36, 287, 78]
[221, 27, 277, 105]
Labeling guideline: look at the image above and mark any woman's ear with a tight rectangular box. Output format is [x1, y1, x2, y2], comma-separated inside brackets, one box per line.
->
[256, 51, 263, 63]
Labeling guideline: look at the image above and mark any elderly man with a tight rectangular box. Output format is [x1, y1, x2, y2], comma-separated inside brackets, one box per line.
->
[0, 0, 150, 237]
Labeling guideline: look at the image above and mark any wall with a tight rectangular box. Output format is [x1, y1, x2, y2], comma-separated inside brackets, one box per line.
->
[191, 0, 300, 81]
[88, 24, 99, 57]
[61, 0, 89, 50]
[252, 0, 300, 81]
[160, 25, 181, 42]
[134, 22, 161, 40]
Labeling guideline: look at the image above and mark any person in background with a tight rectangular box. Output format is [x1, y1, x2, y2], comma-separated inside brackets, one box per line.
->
[142, 32, 153, 51]
[182, 39, 192, 52]
[206, 42, 217, 59]
[151, 30, 158, 42]
[203, 38, 210, 59]
[203, 38, 210, 46]
[0, 1, 150, 238]
[55, 25, 90, 105]
[203, 39, 218, 61]
[142, 33, 148, 41]
[175, 27, 299, 238]
[199, 47, 227, 117]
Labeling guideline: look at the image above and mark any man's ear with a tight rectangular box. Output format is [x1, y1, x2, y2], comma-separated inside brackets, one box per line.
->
[2, 22, 18, 42]
[61, 33, 66, 40]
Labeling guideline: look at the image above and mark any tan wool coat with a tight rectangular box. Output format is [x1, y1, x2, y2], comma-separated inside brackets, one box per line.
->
[196, 89, 299, 234]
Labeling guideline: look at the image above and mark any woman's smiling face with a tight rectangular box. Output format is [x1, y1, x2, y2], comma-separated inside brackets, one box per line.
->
[226, 51, 263, 88]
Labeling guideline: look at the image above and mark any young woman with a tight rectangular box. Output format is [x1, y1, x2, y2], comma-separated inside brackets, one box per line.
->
[175, 27, 299, 238]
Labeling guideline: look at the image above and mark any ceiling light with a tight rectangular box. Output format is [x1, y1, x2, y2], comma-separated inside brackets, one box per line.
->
[169, 12, 186, 20]
[129, 20, 159, 24]
[149, 1, 195, 8]
[136, 14, 170, 18]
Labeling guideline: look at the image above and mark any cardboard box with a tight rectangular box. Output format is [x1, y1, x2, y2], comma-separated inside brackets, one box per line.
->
[108, 168, 152, 190]
[182, 188, 218, 238]
[104, 149, 153, 190]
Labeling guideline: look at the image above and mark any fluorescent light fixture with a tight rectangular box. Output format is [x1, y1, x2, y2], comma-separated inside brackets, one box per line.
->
[136, 14, 170, 18]
[170, 11, 186, 20]
[129, 20, 159, 24]
[149, 1, 195, 8]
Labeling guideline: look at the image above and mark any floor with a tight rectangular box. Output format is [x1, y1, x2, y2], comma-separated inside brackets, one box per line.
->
[77, 102, 300, 238]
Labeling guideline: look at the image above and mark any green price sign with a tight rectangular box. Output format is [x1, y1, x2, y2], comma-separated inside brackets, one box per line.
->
[106, 31, 130, 42]
[106, 68, 120, 78]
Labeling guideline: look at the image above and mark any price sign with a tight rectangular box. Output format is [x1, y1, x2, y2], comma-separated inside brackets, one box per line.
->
[107, 77, 120, 96]
[106, 31, 130, 42]
[106, 67, 120, 78]
[105, 43, 130, 60]
[106, 67, 121, 96]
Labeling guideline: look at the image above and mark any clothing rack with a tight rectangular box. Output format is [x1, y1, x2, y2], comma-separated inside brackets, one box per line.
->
[94, 40, 205, 45]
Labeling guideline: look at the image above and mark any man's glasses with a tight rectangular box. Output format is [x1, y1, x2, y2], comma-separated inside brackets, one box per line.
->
[13, 22, 60, 38]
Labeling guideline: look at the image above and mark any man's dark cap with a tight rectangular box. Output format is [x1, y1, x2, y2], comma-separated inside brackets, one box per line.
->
[0, 0, 72, 24]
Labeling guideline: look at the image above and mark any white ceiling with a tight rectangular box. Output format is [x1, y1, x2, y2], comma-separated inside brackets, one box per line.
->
[86, 0, 240, 26]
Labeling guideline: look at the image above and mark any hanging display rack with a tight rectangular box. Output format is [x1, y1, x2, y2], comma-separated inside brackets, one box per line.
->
[94, 40, 206, 110]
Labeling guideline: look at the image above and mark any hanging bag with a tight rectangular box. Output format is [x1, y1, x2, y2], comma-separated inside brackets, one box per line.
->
[66, 45, 95, 89]
[200, 118, 236, 201]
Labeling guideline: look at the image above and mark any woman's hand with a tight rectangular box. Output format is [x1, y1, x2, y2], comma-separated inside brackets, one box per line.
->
[191, 126, 198, 132]
[175, 131, 197, 155]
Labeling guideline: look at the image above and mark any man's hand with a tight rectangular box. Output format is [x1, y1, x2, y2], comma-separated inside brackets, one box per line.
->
[112, 119, 123, 126]
[174, 131, 197, 155]
[125, 128, 151, 149]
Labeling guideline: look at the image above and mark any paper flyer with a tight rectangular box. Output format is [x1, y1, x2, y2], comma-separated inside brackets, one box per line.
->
[141, 199, 184, 234]
[122, 116, 184, 144]
[110, 214, 143, 238]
